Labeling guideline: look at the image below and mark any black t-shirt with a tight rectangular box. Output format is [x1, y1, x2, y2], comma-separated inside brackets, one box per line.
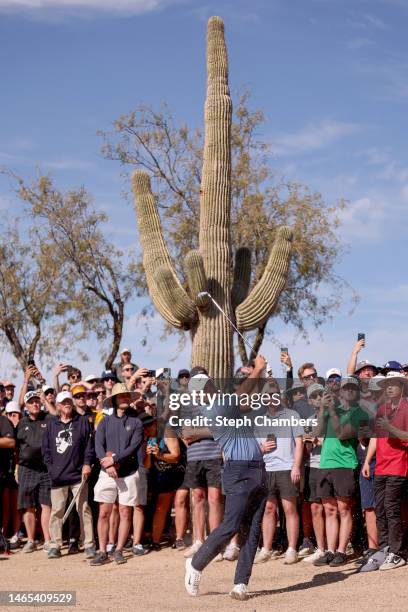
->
[0, 415, 14, 478]
[17, 412, 52, 471]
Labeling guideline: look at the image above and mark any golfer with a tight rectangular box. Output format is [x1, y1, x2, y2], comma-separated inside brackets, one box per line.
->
[184, 355, 267, 601]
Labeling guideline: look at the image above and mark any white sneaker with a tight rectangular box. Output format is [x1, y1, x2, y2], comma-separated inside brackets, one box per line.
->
[303, 549, 325, 563]
[43, 541, 52, 553]
[284, 548, 298, 564]
[185, 558, 202, 596]
[229, 584, 248, 601]
[379, 552, 406, 571]
[254, 547, 272, 564]
[223, 543, 240, 561]
[183, 540, 203, 558]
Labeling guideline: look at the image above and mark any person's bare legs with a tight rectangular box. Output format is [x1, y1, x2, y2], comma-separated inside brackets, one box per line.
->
[97, 503, 113, 552]
[322, 497, 339, 552]
[23, 507, 36, 542]
[152, 493, 174, 544]
[364, 508, 378, 549]
[108, 502, 119, 546]
[262, 499, 278, 550]
[40, 504, 51, 542]
[207, 486, 222, 532]
[174, 489, 189, 541]
[116, 505, 132, 551]
[132, 505, 145, 545]
[282, 497, 299, 550]
[311, 501, 325, 551]
[337, 496, 353, 553]
[192, 488, 206, 542]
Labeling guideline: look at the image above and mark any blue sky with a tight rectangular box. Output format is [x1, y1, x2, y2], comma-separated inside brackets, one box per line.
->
[1, 0, 408, 382]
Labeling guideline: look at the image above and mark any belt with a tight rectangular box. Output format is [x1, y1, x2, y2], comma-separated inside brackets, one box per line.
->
[225, 460, 264, 468]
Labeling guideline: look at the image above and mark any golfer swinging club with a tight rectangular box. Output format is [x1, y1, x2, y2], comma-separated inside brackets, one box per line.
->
[184, 354, 268, 601]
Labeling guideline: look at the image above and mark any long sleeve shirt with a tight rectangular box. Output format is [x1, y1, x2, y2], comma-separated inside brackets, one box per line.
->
[95, 410, 143, 477]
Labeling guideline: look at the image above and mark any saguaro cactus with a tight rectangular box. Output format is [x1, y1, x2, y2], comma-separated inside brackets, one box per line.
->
[132, 16, 293, 379]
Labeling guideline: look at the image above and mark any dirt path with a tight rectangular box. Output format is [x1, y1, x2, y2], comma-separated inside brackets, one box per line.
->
[2, 546, 408, 612]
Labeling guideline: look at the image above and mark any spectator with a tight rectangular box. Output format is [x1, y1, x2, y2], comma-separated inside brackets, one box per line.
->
[0, 405, 17, 542]
[325, 369, 342, 403]
[42, 391, 95, 559]
[91, 383, 144, 566]
[114, 348, 138, 383]
[67, 367, 82, 386]
[71, 384, 89, 416]
[101, 370, 118, 398]
[3, 381, 16, 405]
[295, 363, 318, 419]
[16, 390, 52, 553]
[2, 402, 21, 549]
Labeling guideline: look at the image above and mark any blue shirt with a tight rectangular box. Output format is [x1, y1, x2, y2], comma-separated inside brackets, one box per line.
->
[199, 399, 262, 461]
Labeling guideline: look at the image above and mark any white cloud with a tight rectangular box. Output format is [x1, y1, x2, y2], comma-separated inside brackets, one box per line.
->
[272, 119, 360, 157]
[0, 0, 176, 17]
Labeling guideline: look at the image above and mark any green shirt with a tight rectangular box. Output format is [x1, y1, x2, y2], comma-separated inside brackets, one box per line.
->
[320, 404, 369, 469]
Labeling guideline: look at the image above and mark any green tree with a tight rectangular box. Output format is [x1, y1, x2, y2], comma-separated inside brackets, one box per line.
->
[101, 90, 355, 364]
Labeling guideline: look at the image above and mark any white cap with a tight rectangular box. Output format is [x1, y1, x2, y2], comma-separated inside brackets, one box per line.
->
[85, 374, 99, 382]
[5, 401, 21, 414]
[383, 371, 407, 385]
[56, 391, 73, 403]
[42, 385, 54, 394]
[326, 368, 342, 379]
[121, 347, 131, 354]
[188, 374, 210, 394]
[24, 390, 40, 403]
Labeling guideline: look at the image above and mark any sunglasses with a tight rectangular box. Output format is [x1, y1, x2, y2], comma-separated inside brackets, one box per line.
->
[73, 393, 86, 399]
[310, 392, 323, 400]
[328, 376, 341, 382]
[303, 373, 318, 381]
[69, 374, 81, 380]
[123, 367, 134, 372]
[104, 377, 116, 382]
[87, 393, 98, 400]
[97, 390, 106, 396]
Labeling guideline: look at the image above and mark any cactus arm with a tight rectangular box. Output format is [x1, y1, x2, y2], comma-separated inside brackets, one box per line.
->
[235, 226, 293, 331]
[132, 170, 197, 329]
[231, 247, 251, 310]
[185, 250, 210, 309]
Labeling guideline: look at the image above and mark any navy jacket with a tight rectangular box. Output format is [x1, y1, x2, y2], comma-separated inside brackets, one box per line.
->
[95, 410, 143, 477]
[42, 413, 95, 487]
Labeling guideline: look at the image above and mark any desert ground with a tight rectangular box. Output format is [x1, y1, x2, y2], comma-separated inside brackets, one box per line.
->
[2, 544, 408, 612]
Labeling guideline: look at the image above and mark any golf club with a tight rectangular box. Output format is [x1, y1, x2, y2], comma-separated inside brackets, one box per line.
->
[62, 478, 88, 526]
[197, 291, 272, 373]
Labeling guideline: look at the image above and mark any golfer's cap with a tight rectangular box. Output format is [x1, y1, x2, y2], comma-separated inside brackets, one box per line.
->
[56, 391, 73, 403]
[85, 374, 99, 383]
[341, 376, 360, 389]
[326, 368, 342, 379]
[355, 360, 377, 374]
[24, 390, 40, 403]
[42, 385, 54, 394]
[71, 384, 87, 396]
[188, 373, 210, 394]
[307, 383, 324, 399]
[121, 347, 131, 354]
[5, 401, 21, 414]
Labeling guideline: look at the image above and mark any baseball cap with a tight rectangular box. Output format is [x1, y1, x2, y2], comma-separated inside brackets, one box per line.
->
[355, 360, 377, 374]
[326, 368, 342, 379]
[177, 369, 190, 379]
[101, 370, 118, 381]
[340, 376, 360, 389]
[56, 391, 73, 403]
[188, 373, 210, 394]
[121, 347, 131, 354]
[42, 385, 54, 394]
[85, 374, 99, 383]
[307, 383, 324, 398]
[382, 360, 402, 372]
[24, 390, 40, 403]
[5, 401, 21, 414]
[2, 380, 15, 388]
[71, 384, 87, 397]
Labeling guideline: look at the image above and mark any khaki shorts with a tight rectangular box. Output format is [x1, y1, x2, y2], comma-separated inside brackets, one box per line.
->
[94, 468, 147, 507]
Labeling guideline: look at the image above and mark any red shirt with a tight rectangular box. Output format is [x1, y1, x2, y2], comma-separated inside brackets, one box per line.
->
[374, 399, 408, 477]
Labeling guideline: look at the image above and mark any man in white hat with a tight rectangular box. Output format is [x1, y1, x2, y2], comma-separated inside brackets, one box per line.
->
[361, 372, 408, 571]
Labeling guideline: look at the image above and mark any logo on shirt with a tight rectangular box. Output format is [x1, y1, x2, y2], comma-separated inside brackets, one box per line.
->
[55, 425, 73, 454]
[126, 425, 131, 431]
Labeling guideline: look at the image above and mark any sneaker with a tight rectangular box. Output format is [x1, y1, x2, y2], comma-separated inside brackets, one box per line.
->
[185, 558, 201, 597]
[298, 538, 314, 558]
[184, 540, 203, 558]
[84, 546, 96, 559]
[67, 540, 79, 555]
[284, 548, 298, 565]
[229, 584, 248, 601]
[254, 547, 272, 564]
[9, 535, 21, 550]
[22, 540, 36, 554]
[149, 542, 161, 552]
[270, 549, 282, 559]
[113, 549, 127, 564]
[304, 549, 325, 563]
[173, 538, 186, 551]
[47, 548, 61, 559]
[359, 555, 382, 573]
[223, 543, 240, 561]
[123, 537, 133, 551]
[106, 543, 116, 557]
[43, 541, 52, 553]
[379, 552, 406, 571]
[132, 544, 148, 556]
[90, 551, 109, 566]
[329, 552, 348, 567]
[313, 551, 335, 566]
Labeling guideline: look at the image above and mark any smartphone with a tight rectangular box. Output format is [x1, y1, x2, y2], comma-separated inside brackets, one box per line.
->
[281, 347, 288, 354]
[146, 370, 156, 378]
[267, 433, 276, 443]
[156, 367, 171, 381]
[147, 437, 157, 447]
[27, 358, 36, 366]
[357, 333, 365, 342]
